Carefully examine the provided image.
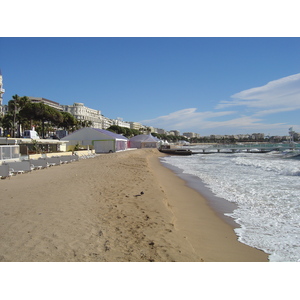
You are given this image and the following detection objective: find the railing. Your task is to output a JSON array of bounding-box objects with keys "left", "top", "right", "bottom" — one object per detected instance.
[{"left": 0, "top": 145, "right": 20, "bottom": 161}]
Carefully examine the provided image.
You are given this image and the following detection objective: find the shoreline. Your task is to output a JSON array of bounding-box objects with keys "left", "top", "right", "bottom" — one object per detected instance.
[
  {"left": 0, "top": 149, "right": 268, "bottom": 262},
  {"left": 148, "top": 150, "right": 268, "bottom": 262},
  {"left": 160, "top": 160, "right": 239, "bottom": 228}
]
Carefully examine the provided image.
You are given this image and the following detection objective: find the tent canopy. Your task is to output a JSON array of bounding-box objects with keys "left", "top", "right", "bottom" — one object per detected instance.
[
  {"left": 129, "top": 134, "right": 159, "bottom": 148},
  {"left": 61, "top": 127, "right": 128, "bottom": 142},
  {"left": 61, "top": 127, "right": 128, "bottom": 153}
]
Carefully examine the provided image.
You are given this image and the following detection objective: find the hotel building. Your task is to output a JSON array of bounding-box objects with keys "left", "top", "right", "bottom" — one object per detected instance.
[
  {"left": 61, "top": 102, "right": 103, "bottom": 129},
  {"left": 28, "top": 97, "right": 63, "bottom": 111}
]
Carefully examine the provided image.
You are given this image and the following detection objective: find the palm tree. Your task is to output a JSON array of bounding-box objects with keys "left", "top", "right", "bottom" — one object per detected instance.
[
  {"left": 8, "top": 94, "right": 20, "bottom": 137},
  {"left": 1, "top": 113, "right": 14, "bottom": 136},
  {"left": 8, "top": 95, "right": 30, "bottom": 137},
  {"left": 76, "top": 120, "right": 93, "bottom": 129},
  {"left": 20, "top": 102, "right": 63, "bottom": 138},
  {"left": 59, "top": 111, "right": 78, "bottom": 132}
]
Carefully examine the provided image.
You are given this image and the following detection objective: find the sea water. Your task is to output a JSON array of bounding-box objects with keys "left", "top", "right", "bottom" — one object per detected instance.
[{"left": 160, "top": 148, "right": 300, "bottom": 262}]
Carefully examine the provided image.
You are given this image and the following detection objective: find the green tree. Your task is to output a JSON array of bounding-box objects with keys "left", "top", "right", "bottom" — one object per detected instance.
[
  {"left": 107, "top": 125, "right": 125, "bottom": 135},
  {"left": 130, "top": 129, "right": 140, "bottom": 136},
  {"left": 123, "top": 127, "right": 133, "bottom": 138},
  {"left": 1, "top": 113, "right": 14, "bottom": 136},
  {"left": 76, "top": 120, "right": 93, "bottom": 129},
  {"left": 0, "top": 115, "right": 2, "bottom": 132},
  {"left": 59, "top": 111, "right": 78, "bottom": 132},
  {"left": 106, "top": 125, "right": 140, "bottom": 138},
  {"left": 8, "top": 94, "right": 30, "bottom": 137},
  {"left": 20, "top": 102, "right": 63, "bottom": 138}
]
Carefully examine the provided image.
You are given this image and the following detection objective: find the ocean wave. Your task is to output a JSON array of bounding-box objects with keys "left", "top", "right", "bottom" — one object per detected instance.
[
  {"left": 161, "top": 153, "right": 300, "bottom": 261},
  {"left": 232, "top": 156, "right": 300, "bottom": 176}
]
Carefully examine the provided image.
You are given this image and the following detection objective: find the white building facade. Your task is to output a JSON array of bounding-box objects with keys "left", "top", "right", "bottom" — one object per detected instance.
[
  {"left": 129, "top": 122, "right": 143, "bottom": 131},
  {"left": 29, "top": 97, "right": 63, "bottom": 111},
  {"left": 155, "top": 128, "right": 167, "bottom": 135},
  {"left": 112, "top": 118, "right": 131, "bottom": 129},
  {"left": 183, "top": 132, "right": 200, "bottom": 138},
  {"left": 169, "top": 130, "right": 180, "bottom": 136},
  {"left": 61, "top": 103, "right": 103, "bottom": 129}
]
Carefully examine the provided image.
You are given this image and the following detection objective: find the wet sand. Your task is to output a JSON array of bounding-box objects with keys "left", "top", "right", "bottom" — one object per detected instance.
[{"left": 0, "top": 149, "right": 268, "bottom": 261}]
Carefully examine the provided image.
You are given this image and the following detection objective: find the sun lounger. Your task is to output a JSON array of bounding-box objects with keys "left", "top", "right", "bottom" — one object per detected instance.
[
  {"left": 45, "top": 155, "right": 79, "bottom": 166},
  {"left": 0, "top": 164, "right": 13, "bottom": 179},
  {"left": 5, "top": 161, "right": 32, "bottom": 174},
  {"left": 31, "top": 158, "right": 48, "bottom": 169},
  {"left": 69, "top": 155, "right": 79, "bottom": 162},
  {"left": 10, "top": 168, "right": 24, "bottom": 175},
  {"left": 60, "top": 156, "right": 72, "bottom": 164},
  {"left": 46, "top": 157, "right": 62, "bottom": 166},
  {"left": 60, "top": 155, "right": 79, "bottom": 163}
]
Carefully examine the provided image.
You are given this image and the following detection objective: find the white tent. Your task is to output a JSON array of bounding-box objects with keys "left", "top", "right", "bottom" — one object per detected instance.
[
  {"left": 129, "top": 134, "right": 160, "bottom": 149},
  {"left": 61, "top": 128, "right": 129, "bottom": 153}
]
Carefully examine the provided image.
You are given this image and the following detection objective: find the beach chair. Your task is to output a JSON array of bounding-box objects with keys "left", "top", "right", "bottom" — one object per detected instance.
[
  {"left": 31, "top": 163, "right": 42, "bottom": 170},
  {"left": 71, "top": 155, "right": 79, "bottom": 162},
  {"left": 9, "top": 167, "right": 24, "bottom": 175},
  {"left": 60, "top": 155, "right": 73, "bottom": 164},
  {"left": 46, "top": 157, "right": 62, "bottom": 166},
  {"left": 31, "top": 159, "right": 47, "bottom": 169},
  {"left": 0, "top": 164, "right": 13, "bottom": 179},
  {"left": 6, "top": 161, "right": 32, "bottom": 174}
]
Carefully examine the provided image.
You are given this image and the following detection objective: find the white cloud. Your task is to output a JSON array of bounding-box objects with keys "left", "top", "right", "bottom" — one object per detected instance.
[
  {"left": 253, "top": 107, "right": 298, "bottom": 117},
  {"left": 140, "top": 108, "right": 236, "bottom": 130},
  {"left": 140, "top": 108, "right": 288, "bottom": 134},
  {"left": 140, "top": 73, "right": 300, "bottom": 135},
  {"left": 216, "top": 73, "right": 300, "bottom": 110},
  {"left": 204, "top": 116, "right": 286, "bottom": 131}
]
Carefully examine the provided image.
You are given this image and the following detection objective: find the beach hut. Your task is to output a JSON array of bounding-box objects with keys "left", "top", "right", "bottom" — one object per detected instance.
[
  {"left": 129, "top": 134, "right": 160, "bottom": 149},
  {"left": 61, "top": 128, "right": 129, "bottom": 153}
]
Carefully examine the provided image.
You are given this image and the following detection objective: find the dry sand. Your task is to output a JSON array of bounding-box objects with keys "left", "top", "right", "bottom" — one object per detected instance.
[{"left": 0, "top": 149, "right": 268, "bottom": 262}]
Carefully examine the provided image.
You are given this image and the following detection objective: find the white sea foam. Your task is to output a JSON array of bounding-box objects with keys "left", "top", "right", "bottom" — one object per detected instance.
[{"left": 161, "top": 150, "right": 300, "bottom": 261}]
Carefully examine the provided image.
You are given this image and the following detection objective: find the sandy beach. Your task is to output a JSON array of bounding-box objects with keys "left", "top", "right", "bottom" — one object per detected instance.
[{"left": 0, "top": 149, "right": 268, "bottom": 262}]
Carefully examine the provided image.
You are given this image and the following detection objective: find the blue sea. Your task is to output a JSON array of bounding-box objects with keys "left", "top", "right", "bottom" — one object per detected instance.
[{"left": 160, "top": 147, "right": 300, "bottom": 262}]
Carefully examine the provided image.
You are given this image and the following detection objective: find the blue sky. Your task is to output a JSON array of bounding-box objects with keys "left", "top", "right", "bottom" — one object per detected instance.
[{"left": 1, "top": 37, "right": 299, "bottom": 136}]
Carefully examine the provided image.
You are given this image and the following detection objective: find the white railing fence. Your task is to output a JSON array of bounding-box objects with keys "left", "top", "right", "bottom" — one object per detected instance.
[{"left": 0, "top": 145, "right": 20, "bottom": 161}]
